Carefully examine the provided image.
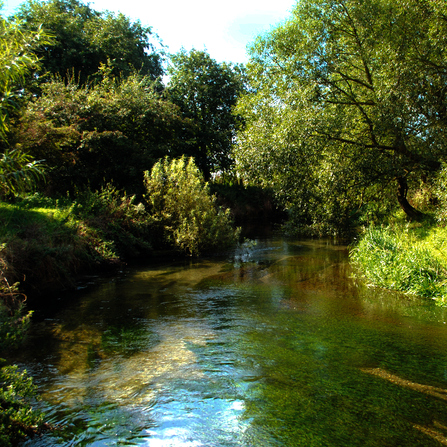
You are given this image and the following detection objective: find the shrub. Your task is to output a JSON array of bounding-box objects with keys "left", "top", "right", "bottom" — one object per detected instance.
[
  {"left": 70, "top": 185, "right": 154, "bottom": 259},
  {"left": 144, "top": 156, "right": 240, "bottom": 255},
  {"left": 350, "top": 226, "right": 447, "bottom": 304},
  {"left": 434, "top": 164, "right": 447, "bottom": 224},
  {"left": 0, "top": 189, "right": 154, "bottom": 293},
  {"left": 0, "top": 363, "right": 44, "bottom": 447},
  {"left": 11, "top": 70, "right": 195, "bottom": 195}
]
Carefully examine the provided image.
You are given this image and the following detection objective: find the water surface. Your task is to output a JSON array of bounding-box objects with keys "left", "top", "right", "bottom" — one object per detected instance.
[{"left": 15, "top": 238, "right": 447, "bottom": 446}]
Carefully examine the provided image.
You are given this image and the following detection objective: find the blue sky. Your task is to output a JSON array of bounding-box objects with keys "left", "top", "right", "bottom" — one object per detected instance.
[{"left": 1, "top": 0, "right": 297, "bottom": 64}]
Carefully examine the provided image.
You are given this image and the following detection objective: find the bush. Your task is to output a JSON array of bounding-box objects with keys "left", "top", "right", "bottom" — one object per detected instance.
[
  {"left": 0, "top": 189, "right": 154, "bottom": 293},
  {"left": 350, "top": 225, "right": 447, "bottom": 304},
  {"left": 0, "top": 363, "right": 44, "bottom": 447},
  {"left": 11, "top": 69, "right": 195, "bottom": 195},
  {"left": 144, "top": 156, "right": 240, "bottom": 255},
  {"left": 434, "top": 164, "right": 447, "bottom": 223},
  {"left": 69, "top": 185, "right": 154, "bottom": 259}
]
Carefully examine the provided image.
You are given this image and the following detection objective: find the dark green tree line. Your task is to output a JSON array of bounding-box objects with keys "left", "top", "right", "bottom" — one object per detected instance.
[
  {"left": 0, "top": 0, "right": 248, "bottom": 204},
  {"left": 10, "top": 68, "right": 195, "bottom": 194}
]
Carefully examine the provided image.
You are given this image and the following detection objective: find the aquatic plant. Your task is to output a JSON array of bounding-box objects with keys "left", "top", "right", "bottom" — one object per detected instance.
[{"left": 0, "top": 268, "right": 44, "bottom": 446}]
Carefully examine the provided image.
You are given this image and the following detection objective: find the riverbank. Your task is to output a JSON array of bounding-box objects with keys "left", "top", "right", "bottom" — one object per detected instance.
[
  {"left": 0, "top": 190, "right": 158, "bottom": 300},
  {"left": 350, "top": 222, "right": 447, "bottom": 305}
]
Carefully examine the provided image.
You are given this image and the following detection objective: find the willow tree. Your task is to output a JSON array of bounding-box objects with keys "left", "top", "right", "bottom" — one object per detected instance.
[
  {"left": 0, "top": 8, "right": 50, "bottom": 138},
  {"left": 236, "top": 0, "right": 447, "bottom": 233}
]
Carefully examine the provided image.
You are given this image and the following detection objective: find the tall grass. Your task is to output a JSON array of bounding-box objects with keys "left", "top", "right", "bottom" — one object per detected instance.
[{"left": 350, "top": 225, "right": 447, "bottom": 305}]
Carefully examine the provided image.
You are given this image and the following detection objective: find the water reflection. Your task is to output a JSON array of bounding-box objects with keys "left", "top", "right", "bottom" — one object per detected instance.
[{"left": 14, "top": 238, "right": 447, "bottom": 446}]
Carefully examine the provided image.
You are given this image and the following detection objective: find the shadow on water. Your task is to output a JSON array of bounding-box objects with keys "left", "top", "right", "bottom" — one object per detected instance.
[{"left": 11, "top": 237, "right": 447, "bottom": 446}]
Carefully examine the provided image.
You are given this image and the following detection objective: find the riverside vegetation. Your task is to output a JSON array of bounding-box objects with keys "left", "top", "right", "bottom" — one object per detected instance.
[
  {"left": 2, "top": 0, "right": 447, "bottom": 444},
  {"left": 0, "top": 0, "right": 258, "bottom": 440}
]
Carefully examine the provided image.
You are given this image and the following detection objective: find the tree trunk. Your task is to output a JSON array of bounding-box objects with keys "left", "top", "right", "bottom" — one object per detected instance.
[{"left": 396, "top": 176, "right": 424, "bottom": 221}]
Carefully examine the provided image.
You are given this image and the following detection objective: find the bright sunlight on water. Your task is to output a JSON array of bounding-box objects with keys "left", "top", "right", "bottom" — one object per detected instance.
[{"left": 12, "top": 237, "right": 447, "bottom": 446}]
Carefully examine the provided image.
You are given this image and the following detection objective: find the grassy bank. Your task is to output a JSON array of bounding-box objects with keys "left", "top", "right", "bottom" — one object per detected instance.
[
  {"left": 0, "top": 159, "right": 243, "bottom": 297},
  {"left": 0, "top": 189, "right": 155, "bottom": 296},
  {"left": 350, "top": 223, "right": 447, "bottom": 305}
]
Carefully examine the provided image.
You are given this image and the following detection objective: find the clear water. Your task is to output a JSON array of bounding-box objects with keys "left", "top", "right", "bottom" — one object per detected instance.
[{"left": 13, "top": 238, "right": 447, "bottom": 446}]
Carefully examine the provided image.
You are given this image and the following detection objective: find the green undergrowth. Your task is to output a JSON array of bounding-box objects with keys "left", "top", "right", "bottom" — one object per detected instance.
[
  {"left": 0, "top": 189, "right": 155, "bottom": 293},
  {"left": 350, "top": 223, "right": 447, "bottom": 305},
  {"left": 0, "top": 273, "right": 46, "bottom": 446}
]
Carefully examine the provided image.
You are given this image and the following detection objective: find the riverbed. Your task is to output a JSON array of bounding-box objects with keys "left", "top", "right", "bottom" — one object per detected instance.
[{"left": 15, "top": 237, "right": 447, "bottom": 446}]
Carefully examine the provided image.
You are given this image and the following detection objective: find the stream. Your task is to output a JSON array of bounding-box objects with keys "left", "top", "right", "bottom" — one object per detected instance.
[{"left": 13, "top": 237, "right": 447, "bottom": 446}]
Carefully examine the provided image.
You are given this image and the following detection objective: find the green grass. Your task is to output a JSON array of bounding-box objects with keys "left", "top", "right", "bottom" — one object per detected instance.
[{"left": 350, "top": 224, "right": 447, "bottom": 305}]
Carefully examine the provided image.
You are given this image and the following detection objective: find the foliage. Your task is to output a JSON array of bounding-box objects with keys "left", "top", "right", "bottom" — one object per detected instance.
[
  {"left": 69, "top": 185, "right": 154, "bottom": 259},
  {"left": 0, "top": 149, "right": 45, "bottom": 198},
  {"left": 235, "top": 0, "right": 447, "bottom": 234},
  {"left": 10, "top": 68, "right": 194, "bottom": 194},
  {"left": 433, "top": 164, "right": 447, "bottom": 224},
  {"left": 0, "top": 189, "right": 154, "bottom": 298},
  {"left": 167, "top": 50, "right": 246, "bottom": 178},
  {"left": 0, "top": 253, "right": 43, "bottom": 446},
  {"left": 350, "top": 225, "right": 447, "bottom": 304},
  {"left": 210, "top": 180, "right": 280, "bottom": 222},
  {"left": 14, "top": 0, "right": 163, "bottom": 84},
  {"left": 0, "top": 363, "right": 44, "bottom": 446},
  {"left": 0, "top": 8, "right": 52, "bottom": 139},
  {"left": 0, "top": 276, "right": 32, "bottom": 352},
  {"left": 144, "top": 156, "right": 240, "bottom": 255}
]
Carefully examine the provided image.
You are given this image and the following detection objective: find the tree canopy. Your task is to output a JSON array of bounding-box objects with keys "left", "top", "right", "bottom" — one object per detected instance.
[
  {"left": 0, "top": 5, "right": 49, "bottom": 195},
  {"left": 11, "top": 67, "right": 194, "bottom": 194},
  {"left": 15, "top": 0, "right": 163, "bottom": 84},
  {"left": 167, "top": 49, "right": 246, "bottom": 178},
  {"left": 235, "top": 0, "right": 447, "bottom": 233}
]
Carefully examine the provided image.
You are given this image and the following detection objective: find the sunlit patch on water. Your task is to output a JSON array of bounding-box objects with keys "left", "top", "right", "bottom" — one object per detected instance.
[{"left": 142, "top": 399, "right": 248, "bottom": 446}]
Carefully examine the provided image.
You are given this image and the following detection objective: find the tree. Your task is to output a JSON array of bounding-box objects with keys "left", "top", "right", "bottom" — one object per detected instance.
[
  {"left": 167, "top": 50, "right": 246, "bottom": 179},
  {"left": 15, "top": 0, "right": 163, "bottom": 84},
  {"left": 0, "top": 149, "right": 45, "bottom": 197},
  {"left": 11, "top": 67, "right": 195, "bottom": 194},
  {"left": 0, "top": 6, "right": 48, "bottom": 197},
  {"left": 235, "top": 0, "right": 447, "bottom": 233}
]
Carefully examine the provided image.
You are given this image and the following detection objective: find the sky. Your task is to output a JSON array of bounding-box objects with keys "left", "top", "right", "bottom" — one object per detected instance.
[{"left": 1, "top": 0, "right": 297, "bottom": 64}]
